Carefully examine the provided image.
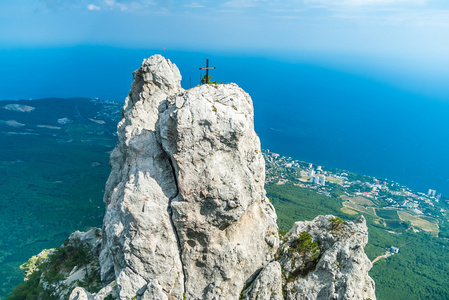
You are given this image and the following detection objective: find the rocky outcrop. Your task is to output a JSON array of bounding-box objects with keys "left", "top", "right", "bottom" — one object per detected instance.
[
  {"left": 21, "top": 55, "right": 374, "bottom": 300},
  {"left": 99, "top": 55, "right": 279, "bottom": 299},
  {"left": 240, "top": 261, "right": 284, "bottom": 300},
  {"left": 158, "top": 81, "right": 279, "bottom": 300},
  {"left": 240, "top": 215, "right": 376, "bottom": 300},
  {"left": 11, "top": 228, "right": 108, "bottom": 300},
  {"left": 279, "top": 215, "right": 375, "bottom": 300},
  {"left": 100, "top": 55, "right": 185, "bottom": 300}
]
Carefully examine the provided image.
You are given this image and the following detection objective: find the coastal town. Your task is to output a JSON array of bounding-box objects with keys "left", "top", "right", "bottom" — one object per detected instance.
[{"left": 263, "top": 149, "right": 448, "bottom": 237}]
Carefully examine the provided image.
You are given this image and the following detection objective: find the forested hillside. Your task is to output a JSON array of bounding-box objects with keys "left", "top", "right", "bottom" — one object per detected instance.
[{"left": 267, "top": 183, "right": 449, "bottom": 299}]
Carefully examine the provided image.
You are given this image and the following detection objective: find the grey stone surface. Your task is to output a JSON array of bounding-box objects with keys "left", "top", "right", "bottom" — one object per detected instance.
[
  {"left": 240, "top": 261, "right": 283, "bottom": 300},
  {"left": 99, "top": 55, "right": 278, "bottom": 299},
  {"left": 100, "top": 55, "right": 184, "bottom": 299},
  {"left": 69, "top": 228, "right": 102, "bottom": 250},
  {"left": 158, "top": 83, "right": 279, "bottom": 300},
  {"left": 279, "top": 215, "right": 376, "bottom": 300},
  {"left": 69, "top": 287, "right": 94, "bottom": 300}
]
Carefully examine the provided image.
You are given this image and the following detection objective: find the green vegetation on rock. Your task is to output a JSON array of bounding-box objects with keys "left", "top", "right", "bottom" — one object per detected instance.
[
  {"left": 19, "top": 249, "right": 53, "bottom": 281},
  {"left": 8, "top": 237, "right": 101, "bottom": 300},
  {"left": 295, "top": 232, "right": 319, "bottom": 259}
]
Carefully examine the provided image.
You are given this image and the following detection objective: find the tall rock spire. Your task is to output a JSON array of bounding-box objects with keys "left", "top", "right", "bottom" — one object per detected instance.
[
  {"left": 100, "top": 55, "right": 185, "bottom": 299},
  {"left": 63, "top": 55, "right": 375, "bottom": 300},
  {"left": 100, "top": 55, "right": 279, "bottom": 299}
]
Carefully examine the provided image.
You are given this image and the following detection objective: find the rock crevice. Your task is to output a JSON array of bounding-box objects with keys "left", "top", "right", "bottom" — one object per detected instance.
[{"left": 166, "top": 155, "right": 187, "bottom": 296}]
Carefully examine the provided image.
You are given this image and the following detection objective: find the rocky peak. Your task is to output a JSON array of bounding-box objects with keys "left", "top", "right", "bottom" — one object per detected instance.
[
  {"left": 62, "top": 55, "right": 375, "bottom": 300},
  {"left": 100, "top": 55, "right": 279, "bottom": 299}
]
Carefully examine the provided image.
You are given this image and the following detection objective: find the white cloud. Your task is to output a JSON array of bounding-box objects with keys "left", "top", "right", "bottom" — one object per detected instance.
[
  {"left": 103, "top": 0, "right": 129, "bottom": 11},
  {"left": 304, "top": 0, "right": 427, "bottom": 7},
  {"left": 184, "top": 2, "right": 205, "bottom": 8},
  {"left": 222, "top": 0, "right": 267, "bottom": 8},
  {"left": 88, "top": 4, "right": 101, "bottom": 10}
]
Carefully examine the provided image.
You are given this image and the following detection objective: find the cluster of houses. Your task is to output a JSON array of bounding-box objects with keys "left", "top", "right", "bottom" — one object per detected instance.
[
  {"left": 307, "top": 164, "right": 326, "bottom": 186},
  {"left": 263, "top": 150, "right": 445, "bottom": 217}
]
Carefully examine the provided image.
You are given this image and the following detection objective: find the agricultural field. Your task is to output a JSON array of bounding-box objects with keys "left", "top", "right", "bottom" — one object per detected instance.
[
  {"left": 340, "top": 195, "right": 375, "bottom": 206},
  {"left": 420, "top": 215, "right": 439, "bottom": 224},
  {"left": 342, "top": 201, "right": 377, "bottom": 217},
  {"left": 326, "top": 176, "right": 342, "bottom": 184},
  {"left": 384, "top": 220, "right": 405, "bottom": 230},
  {"left": 341, "top": 207, "right": 358, "bottom": 215},
  {"left": 398, "top": 211, "right": 439, "bottom": 236},
  {"left": 376, "top": 209, "right": 399, "bottom": 220}
]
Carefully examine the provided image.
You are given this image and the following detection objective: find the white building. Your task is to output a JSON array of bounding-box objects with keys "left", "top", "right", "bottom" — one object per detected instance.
[
  {"left": 389, "top": 246, "right": 399, "bottom": 254},
  {"left": 319, "top": 175, "right": 326, "bottom": 186},
  {"left": 310, "top": 175, "right": 326, "bottom": 186}
]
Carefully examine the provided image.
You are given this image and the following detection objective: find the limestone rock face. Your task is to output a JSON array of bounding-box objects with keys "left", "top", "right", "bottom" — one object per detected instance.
[
  {"left": 278, "top": 215, "right": 376, "bottom": 300},
  {"left": 100, "top": 55, "right": 184, "bottom": 299},
  {"left": 63, "top": 55, "right": 376, "bottom": 300},
  {"left": 100, "top": 55, "right": 279, "bottom": 299},
  {"left": 159, "top": 83, "right": 279, "bottom": 299},
  {"left": 69, "top": 287, "right": 94, "bottom": 300},
  {"left": 240, "top": 261, "right": 283, "bottom": 300}
]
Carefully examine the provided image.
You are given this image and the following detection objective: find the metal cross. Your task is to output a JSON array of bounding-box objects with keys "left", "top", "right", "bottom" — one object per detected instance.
[{"left": 199, "top": 58, "right": 216, "bottom": 84}]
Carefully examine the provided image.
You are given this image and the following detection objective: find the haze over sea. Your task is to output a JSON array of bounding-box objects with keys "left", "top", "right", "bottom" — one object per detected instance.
[{"left": 1, "top": 46, "right": 448, "bottom": 196}]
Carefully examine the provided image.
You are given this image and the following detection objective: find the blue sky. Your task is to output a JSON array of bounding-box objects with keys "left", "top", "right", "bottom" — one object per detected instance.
[
  {"left": 1, "top": 0, "right": 449, "bottom": 99},
  {"left": 2, "top": 0, "right": 449, "bottom": 57}
]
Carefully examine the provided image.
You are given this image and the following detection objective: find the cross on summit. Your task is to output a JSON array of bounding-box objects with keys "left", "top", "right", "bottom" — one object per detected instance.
[{"left": 199, "top": 58, "right": 215, "bottom": 84}]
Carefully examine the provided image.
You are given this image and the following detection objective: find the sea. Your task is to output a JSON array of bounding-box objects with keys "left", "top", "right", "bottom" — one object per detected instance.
[{"left": 1, "top": 46, "right": 448, "bottom": 196}]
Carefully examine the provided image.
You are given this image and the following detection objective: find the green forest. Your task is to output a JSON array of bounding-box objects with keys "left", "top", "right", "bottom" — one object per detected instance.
[{"left": 0, "top": 98, "right": 120, "bottom": 298}]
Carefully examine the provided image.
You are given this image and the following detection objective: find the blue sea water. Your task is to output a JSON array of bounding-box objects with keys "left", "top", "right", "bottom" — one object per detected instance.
[{"left": 1, "top": 46, "right": 448, "bottom": 196}]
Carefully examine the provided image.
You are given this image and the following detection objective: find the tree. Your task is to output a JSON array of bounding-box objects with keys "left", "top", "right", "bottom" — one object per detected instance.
[{"left": 201, "top": 75, "right": 222, "bottom": 85}]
